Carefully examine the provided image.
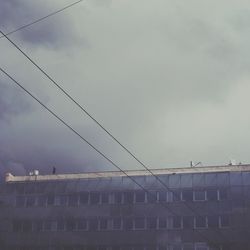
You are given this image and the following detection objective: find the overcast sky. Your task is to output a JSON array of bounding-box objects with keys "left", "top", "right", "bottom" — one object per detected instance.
[{"left": 1, "top": 0, "right": 250, "bottom": 176}]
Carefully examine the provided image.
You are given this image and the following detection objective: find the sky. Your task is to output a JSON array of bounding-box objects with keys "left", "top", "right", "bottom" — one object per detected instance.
[{"left": 1, "top": 0, "right": 250, "bottom": 176}]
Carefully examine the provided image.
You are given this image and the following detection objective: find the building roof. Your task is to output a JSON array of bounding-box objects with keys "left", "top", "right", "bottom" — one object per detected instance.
[{"left": 5, "top": 164, "right": 250, "bottom": 183}]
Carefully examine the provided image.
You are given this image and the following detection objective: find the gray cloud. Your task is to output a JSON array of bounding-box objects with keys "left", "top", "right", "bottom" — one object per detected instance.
[
  {"left": 0, "top": 0, "right": 82, "bottom": 48},
  {"left": 1, "top": 0, "right": 250, "bottom": 178}
]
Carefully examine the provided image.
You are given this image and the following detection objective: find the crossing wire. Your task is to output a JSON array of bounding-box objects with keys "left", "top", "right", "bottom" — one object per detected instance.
[{"left": 0, "top": 67, "right": 221, "bottom": 250}]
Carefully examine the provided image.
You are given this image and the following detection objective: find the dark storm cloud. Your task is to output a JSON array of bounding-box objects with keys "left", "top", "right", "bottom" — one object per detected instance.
[
  {"left": 0, "top": 0, "right": 81, "bottom": 48},
  {"left": 0, "top": 79, "right": 31, "bottom": 121}
]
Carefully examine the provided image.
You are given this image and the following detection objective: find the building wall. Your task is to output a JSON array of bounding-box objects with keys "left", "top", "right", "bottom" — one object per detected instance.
[{"left": 0, "top": 169, "right": 250, "bottom": 250}]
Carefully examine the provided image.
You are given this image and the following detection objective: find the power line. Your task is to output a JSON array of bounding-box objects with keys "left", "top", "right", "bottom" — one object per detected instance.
[
  {"left": 0, "top": 29, "right": 228, "bottom": 244},
  {"left": 0, "top": 0, "right": 84, "bottom": 39},
  {"left": 0, "top": 67, "right": 221, "bottom": 249}
]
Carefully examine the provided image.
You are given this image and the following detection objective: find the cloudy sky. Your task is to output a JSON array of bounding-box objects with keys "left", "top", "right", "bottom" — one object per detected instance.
[{"left": 1, "top": 0, "right": 250, "bottom": 176}]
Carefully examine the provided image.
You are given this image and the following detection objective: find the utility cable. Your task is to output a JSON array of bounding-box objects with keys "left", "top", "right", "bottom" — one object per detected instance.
[
  {"left": 0, "top": 29, "right": 228, "bottom": 245},
  {"left": 0, "top": 0, "right": 84, "bottom": 39},
  {"left": 0, "top": 67, "right": 221, "bottom": 250}
]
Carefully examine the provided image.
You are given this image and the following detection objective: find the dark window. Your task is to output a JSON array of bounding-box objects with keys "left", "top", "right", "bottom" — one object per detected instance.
[
  {"left": 195, "top": 216, "right": 207, "bottom": 228},
  {"left": 80, "top": 192, "right": 89, "bottom": 205},
  {"left": 147, "top": 218, "right": 157, "bottom": 229},
  {"left": 182, "top": 190, "right": 193, "bottom": 201},
  {"left": 114, "top": 193, "right": 123, "bottom": 204},
  {"left": 22, "top": 221, "right": 32, "bottom": 232},
  {"left": 183, "top": 216, "right": 193, "bottom": 229},
  {"left": 89, "top": 218, "right": 99, "bottom": 231},
  {"left": 207, "top": 189, "right": 218, "bottom": 201},
  {"left": 124, "top": 192, "right": 134, "bottom": 204},
  {"left": 47, "top": 194, "right": 55, "bottom": 206},
  {"left": 100, "top": 218, "right": 108, "bottom": 230},
  {"left": 220, "top": 215, "right": 229, "bottom": 227},
  {"left": 172, "top": 190, "right": 181, "bottom": 202},
  {"left": 124, "top": 218, "right": 133, "bottom": 230},
  {"left": 13, "top": 221, "right": 22, "bottom": 232},
  {"left": 194, "top": 190, "right": 206, "bottom": 201},
  {"left": 158, "top": 191, "right": 167, "bottom": 202},
  {"left": 173, "top": 216, "right": 182, "bottom": 229},
  {"left": 90, "top": 193, "right": 100, "bottom": 204},
  {"left": 57, "top": 220, "right": 65, "bottom": 231},
  {"left": 101, "top": 193, "right": 109, "bottom": 204},
  {"left": 207, "top": 216, "right": 219, "bottom": 228},
  {"left": 16, "top": 196, "right": 25, "bottom": 207},
  {"left": 68, "top": 194, "right": 78, "bottom": 206},
  {"left": 135, "top": 191, "right": 145, "bottom": 203},
  {"left": 37, "top": 195, "right": 46, "bottom": 206},
  {"left": 66, "top": 219, "right": 75, "bottom": 231},
  {"left": 219, "top": 189, "right": 228, "bottom": 200},
  {"left": 33, "top": 221, "right": 43, "bottom": 232},
  {"left": 26, "top": 196, "right": 36, "bottom": 207},
  {"left": 159, "top": 218, "right": 167, "bottom": 229},
  {"left": 134, "top": 218, "right": 145, "bottom": 229},
  {"left": 113, "top": 218, "right": 122, "bottom": 230},
  {"left": 58, "top": 195, "right": 67, "bottom": 206},
  {"left": 44, "top": 221, "right": 52, "bottom": 231},
  {"left": 147, "top": 191, "right": 157, "bottom": 203},
  {"left": 77, "top": 219, "right": 87, "bottom": 230}
]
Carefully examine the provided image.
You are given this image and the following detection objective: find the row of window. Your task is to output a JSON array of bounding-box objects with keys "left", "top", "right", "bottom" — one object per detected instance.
[
  {"left": 16, "top": 189, "right": 228, "bottom": 207},
  {"left": 4, "top": 243, "right": 215, "bottom": 250},
  {"left": 12, "top": 215, "right": 229, "bottom": 232}
]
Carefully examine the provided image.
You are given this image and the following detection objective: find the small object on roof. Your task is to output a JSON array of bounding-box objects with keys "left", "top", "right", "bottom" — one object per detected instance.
[{"left": 52, "top": 167, "right": 56, "bottom": 175}]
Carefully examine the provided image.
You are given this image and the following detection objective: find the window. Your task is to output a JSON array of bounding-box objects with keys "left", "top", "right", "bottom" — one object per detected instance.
[
  {"left": 114, "top": 193, "right": 123, "bottom": 204},
  {"left": 158, "top": 191, "right": 167, "bottom": 202},
  {"left": 207, "top": 216, "right": 219, "bottom": 228},
  {"left": 77, "top": 219, "right": 87, "bottom": 230},
  {"left": 194, "top": 191, "right": 206, "bottom": 201},
  {"left": 220, "top": 215, "right": 229, "bottom": 228},
  {"left": 57, "top": 220, "right": 65, "bottom": 231},
  {"left": 113, "top": 218, "right": 122, "bottom": 230},
  {"left": 33, "top": 221, "right": 43, "bottom": 232},
  {"left": 89, "top": 218, "right": 99, "bottom": 231},
  {"left": 147, "top": 191, "right": 157, "bottom": 203},
  {"left": 124, "top": 192, "right": 134, "bottom": 204},
  {"left": 135, "top": 191, "right": 145, "bottom": 203},
  {"left": 80, "top": 192, "right": 89, "bottom": 205},
  {"left": 66, "top": 219, "right": 76, "bottom": 231},
  {"left": 101, "top": 193, "right": 109, "bottom": 204},
  {"left": 68, "top": 194, "right": 78, "bottom": 206},
  {"left": 207, "top": 189, "right": 218, "bottom": 201},
  {"left": 182, "top": 190, "right": 193, "bottom": 201},
  {"left": 172, "top": 216, "right": 182, "bottom": 229},
  {"left": 195, "top": 243, "right": 208, "bottom": 250},
  {"left": 22, "top": 221, "right": 32, "bottom": 232},
  {"left": 16, "top": 196, "right": 25, "bottom": 207},
  {"left": 134, "top": 218, "right": 145, "bottom": 229},
  {"left": 13, "top": 220, "right": 22, "bottom": 232},
  {"left": 158, "top": 218, "right": 167, "bottom": 229},
  {"left": 219, "top": 189, "right": 228, "bottom": 200},
  {"left": 123, "top": 218, "right": 133, "bottom": 230},
  {"left": 47, "top": 194, "right": 55, "bottom": 206},
  {"left": 100, "top": 218, "right": 108, "bottom": 230},
  {"left": 90, "top": 193, "right": 100, "bottom": 204},
  {"left": 37, "top": 195, "right": 47, "bottom": 207},
  {"left": 26, "top": 196, "right": 36, "bottom": 207},
  {"left": 147, "top": 218, "right": 157, "bottom": 229},
  {"left": 172, "top": 190, "right": 182, "bottom": 202},
  {"left": 183, "top": 216, "right": 193, "bottom": 229},
  {"left": 195, "top": 217, "right": 207, "bottom": 229}
]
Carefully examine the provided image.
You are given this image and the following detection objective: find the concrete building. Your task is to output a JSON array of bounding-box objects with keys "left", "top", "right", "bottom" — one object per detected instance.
[{"left": 0, "top": 164, "right": 250, "bottom": 250}]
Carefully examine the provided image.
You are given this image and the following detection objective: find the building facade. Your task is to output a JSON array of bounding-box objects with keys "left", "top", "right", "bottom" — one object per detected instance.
[{"left": 0, "top": 164, "right": 250, "bottom": 250}]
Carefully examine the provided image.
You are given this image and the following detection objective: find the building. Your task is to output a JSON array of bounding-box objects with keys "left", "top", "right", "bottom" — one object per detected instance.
[{"left": 0, "top": 164, "right": 250, "bottom": 250}]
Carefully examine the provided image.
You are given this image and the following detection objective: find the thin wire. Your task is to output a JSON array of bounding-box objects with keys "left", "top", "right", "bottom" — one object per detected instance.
[
  {"left": 0, "top": 0, "right": 84, "bottom": 39},
  {"left": 0, "top": 29, "right": 227, "bottom": 244},
  {"left": 0, "top": 67, "right": 220, "bottom": 249}
]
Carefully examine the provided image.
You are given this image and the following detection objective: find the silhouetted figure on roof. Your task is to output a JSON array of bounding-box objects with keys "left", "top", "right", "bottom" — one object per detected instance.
[{"left": 52, "top": 167, "right": 56, "bottom": 175}]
